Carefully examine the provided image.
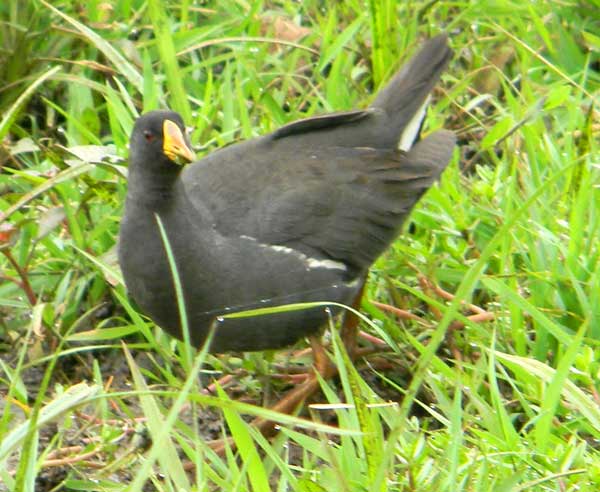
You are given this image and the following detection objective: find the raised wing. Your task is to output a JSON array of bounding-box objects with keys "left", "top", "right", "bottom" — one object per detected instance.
[{"left": 182, "top": 111, "right": 454, "bottom": 272}]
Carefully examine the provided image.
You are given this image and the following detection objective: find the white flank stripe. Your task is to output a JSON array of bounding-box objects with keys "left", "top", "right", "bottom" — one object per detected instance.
[
  {"left": 242, "top": 236, "right": 348, "bottom": 272},
  {"left": 268, "top": 244, "right": 297, "bottom": 255},
  {"left": 306, "top": 258, "right": 347, "bottom": 271}
]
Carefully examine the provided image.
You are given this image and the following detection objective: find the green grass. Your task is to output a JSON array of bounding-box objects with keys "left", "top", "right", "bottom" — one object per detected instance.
[{"left": 1, "top": 0, "right": 599, "bottom": 491}]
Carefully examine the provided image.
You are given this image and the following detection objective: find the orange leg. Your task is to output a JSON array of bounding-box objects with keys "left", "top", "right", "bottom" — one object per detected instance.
[{"left": 208, "top": 282, "right": 367, "bottom": 455}]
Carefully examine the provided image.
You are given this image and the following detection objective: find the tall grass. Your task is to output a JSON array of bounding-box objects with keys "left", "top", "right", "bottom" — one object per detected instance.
[{"left": 0, "top": 0, "right": 599, "bottom": 491}]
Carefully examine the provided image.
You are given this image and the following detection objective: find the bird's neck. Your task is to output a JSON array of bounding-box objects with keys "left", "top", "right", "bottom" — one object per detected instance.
[{"left": 125, "top": 164, "right": 181, "bottom": 211}]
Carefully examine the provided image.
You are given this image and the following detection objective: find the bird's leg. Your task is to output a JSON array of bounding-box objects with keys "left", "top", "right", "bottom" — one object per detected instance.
[
  {"left": 205, "top": 346, "right": 329, "bottom": 457},
  {"left": 340, "top": 280, "right": 366, "bottom": 359},
  {"left": 253, "top": 283, "right": 367, "bottom": 436},
  {"left": 252, "top": 336, "right": 335, "bottom": 437},
  {"left": 208, "top": 286, "right": 368, "bottom": 454}
]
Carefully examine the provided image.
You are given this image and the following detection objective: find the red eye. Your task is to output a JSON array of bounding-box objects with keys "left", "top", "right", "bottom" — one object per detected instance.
[{"left": 144, "top": 130, "right": 155, "bottom": 142}]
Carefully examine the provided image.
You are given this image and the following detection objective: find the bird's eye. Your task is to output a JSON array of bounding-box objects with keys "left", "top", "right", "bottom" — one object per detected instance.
[{"left": 143, "top": 130, "right": 155, "bottom": 142}]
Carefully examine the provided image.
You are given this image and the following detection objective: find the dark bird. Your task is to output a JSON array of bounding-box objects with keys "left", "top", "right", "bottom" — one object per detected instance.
[{"left": 119, "top": 34, "right": 455, "bottom": 353}]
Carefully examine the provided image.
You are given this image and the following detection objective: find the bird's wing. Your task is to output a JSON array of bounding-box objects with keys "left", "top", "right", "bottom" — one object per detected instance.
[{"left": 182, "top": 111, "right": 455, "bottom": 271}]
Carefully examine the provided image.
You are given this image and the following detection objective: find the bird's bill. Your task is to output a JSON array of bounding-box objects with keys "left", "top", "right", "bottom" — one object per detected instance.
[{"left": 163, "top": 120, "right": 195, "bottom": 164}]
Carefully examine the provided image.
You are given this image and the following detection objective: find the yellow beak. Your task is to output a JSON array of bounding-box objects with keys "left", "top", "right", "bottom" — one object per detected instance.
[{"left": 162, "top": 119, "right": 195, "bottom": 164}]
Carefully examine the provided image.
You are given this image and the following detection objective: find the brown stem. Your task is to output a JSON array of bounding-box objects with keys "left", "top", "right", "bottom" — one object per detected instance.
[
  {"left": 43, "top": 448, "right": 103, "bottom": 468},
  {"left": 1, "top": 250, "right": 37, "bottom": 305},
  {"left": 370, "top": 300, "right": 427, "bottom": 323}
]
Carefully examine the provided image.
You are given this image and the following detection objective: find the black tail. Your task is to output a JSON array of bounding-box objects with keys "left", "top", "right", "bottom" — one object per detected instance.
[{"left": 370, "top": 34, "right": 453, "bottom": 147}]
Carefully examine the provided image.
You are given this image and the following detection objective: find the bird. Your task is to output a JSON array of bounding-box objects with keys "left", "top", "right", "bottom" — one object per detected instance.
[{"left": 118, "top": 33, "right": 455, "bottom": 356}]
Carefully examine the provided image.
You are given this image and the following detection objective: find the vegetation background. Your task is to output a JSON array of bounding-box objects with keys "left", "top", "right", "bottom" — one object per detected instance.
[{"left": 0, "top": 0, "right": 599, "bottom": 490}]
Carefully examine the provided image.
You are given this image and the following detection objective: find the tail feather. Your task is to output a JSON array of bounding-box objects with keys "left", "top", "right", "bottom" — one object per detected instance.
[
  {"left": 370, "top": 34, "right": 453, "bottom": 147},
  {"left": 403, "top": 129, "right": 456, "bottom": 179}
]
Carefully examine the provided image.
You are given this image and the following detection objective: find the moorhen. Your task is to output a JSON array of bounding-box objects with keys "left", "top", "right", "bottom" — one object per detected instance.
[{"left": 119, "top": 34, "right": 455, "bottom": 355}]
